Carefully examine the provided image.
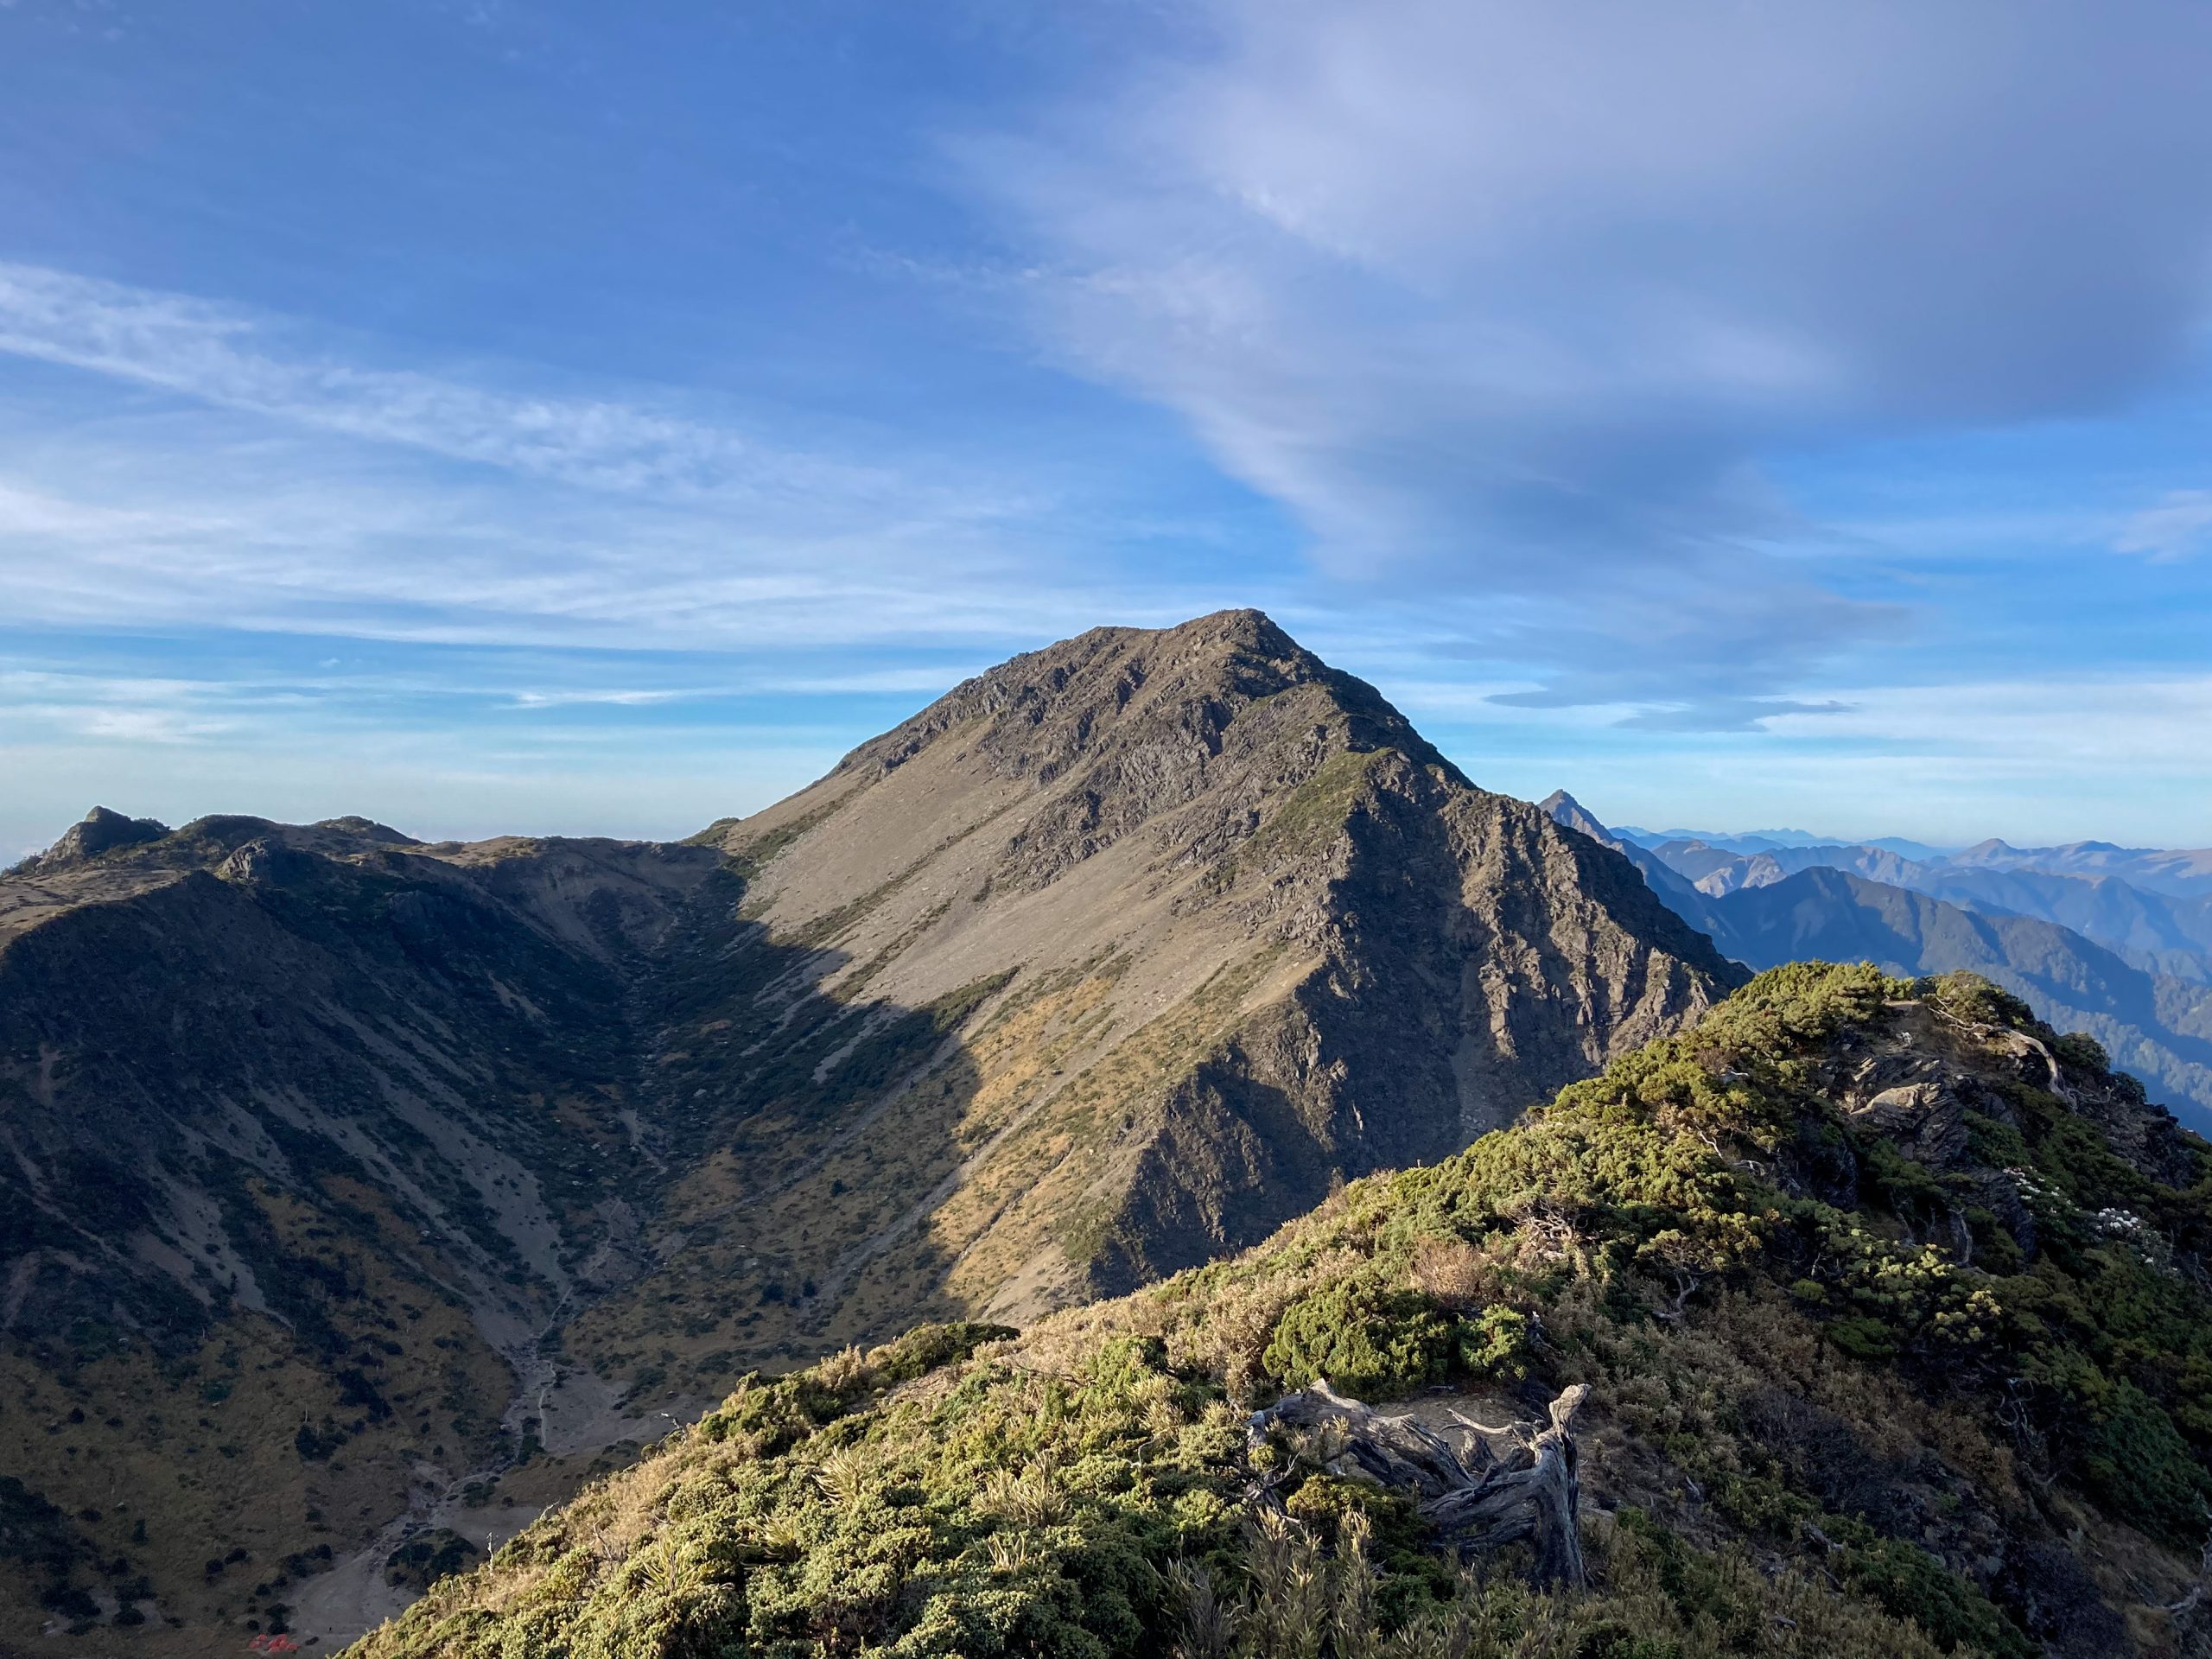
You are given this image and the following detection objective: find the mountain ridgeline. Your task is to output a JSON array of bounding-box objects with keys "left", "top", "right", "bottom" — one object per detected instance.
[{"left": 0, "top": 611, "right": 1739, "bottom": 1650}]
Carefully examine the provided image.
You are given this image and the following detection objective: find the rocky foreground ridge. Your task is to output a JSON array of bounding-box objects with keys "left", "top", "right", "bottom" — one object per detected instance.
[
  {"left": 0, "top": 611, "right": 1736, "bottom": 1650},
  {"left": 353, "top": 963, "right": 2212, "bottom": 1659}
]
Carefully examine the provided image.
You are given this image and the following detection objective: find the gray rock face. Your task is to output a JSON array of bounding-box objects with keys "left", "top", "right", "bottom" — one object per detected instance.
[{"left": 1850, "top": 1080, "right": 1969, "bottom": 1166}]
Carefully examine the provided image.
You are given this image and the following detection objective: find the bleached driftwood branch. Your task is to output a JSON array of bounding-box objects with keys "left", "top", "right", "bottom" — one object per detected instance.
[{"left": 1248, "top": 1379, "right": 1590, "bottom": 1586}]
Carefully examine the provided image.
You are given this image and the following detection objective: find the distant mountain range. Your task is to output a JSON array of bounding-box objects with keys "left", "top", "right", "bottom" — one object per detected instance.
[
  {"left": 1609, "top": 823, "right": 1957, "bottom": 861},
  {"left": 1610, "top": 823, "right": 2212, "bottom": 981},
  {"left": 1544, "top": 791, "right": 2212, "bottom": 1131}
]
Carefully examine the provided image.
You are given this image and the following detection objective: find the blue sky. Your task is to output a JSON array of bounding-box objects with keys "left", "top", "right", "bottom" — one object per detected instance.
[{"left": 3, "top": 0, "right": 2210, "bottom": 859}]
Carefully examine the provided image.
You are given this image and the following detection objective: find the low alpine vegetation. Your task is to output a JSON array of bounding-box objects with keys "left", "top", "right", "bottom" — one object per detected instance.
[{"left": 354, "top": 964, "right": 2212, "bottom": 1658}]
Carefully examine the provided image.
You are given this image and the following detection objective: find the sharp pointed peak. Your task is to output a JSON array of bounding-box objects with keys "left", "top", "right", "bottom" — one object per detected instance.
[{"left": 1540, "top": 790, "right": 1613, "bottom": 841}]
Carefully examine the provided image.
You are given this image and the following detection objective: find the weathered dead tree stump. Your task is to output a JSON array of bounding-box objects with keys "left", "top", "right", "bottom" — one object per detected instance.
[{"left": 1248, "top": 1379, "right": 1591, "bottom": 1587}]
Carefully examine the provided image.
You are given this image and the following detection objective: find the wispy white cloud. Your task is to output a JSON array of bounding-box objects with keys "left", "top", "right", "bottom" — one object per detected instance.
[
  {"left": 1763, "top": 673, "right": 2212, "bottom": 772},
  {"left": 958, "top": 0, "right": 2212, "bottom": 714},
  {"left": 0, "top": 460, "right": 1229, "bottom": 649},
  {"left": 72, "top": 706, "right": 236, "bottom": 743},
  {"left": 0, "top": 262, "right": 903, "bottom": 505},
  {"left": 2116, "top": 491, "right": 2212, "bottom": 561},
  {"left": 0, "top": 350, "right": 1239, "bottom": 657},
  {"left": 0, "top": 263, "right": 1255, "bottom": 657},
  {"left": 1413, "top": 666, "right": 2212, "bottom": 848},
  {"left": 507, "top": 689, "right": 690, "bottom": 709}
]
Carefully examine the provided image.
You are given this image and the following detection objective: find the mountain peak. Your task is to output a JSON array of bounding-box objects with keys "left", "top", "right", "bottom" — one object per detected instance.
[
  {"left": 1539, "top": 789, "right": 1614, "bottom": 842},
  {"left": 1168, "top": 603, "right": 1287, "bottom": 647},
  {"left": 314, "top": 814, "right": 420, "bottom": 845},
  {"left": 709, "top": 609, "right": 1738, "bottom": 1305},
  {"left": 836, "top": 608, "right": 1462, "bottom": 791},
  {"left": 0, "top": 614, "right": 1745, "bottom": 1649}
]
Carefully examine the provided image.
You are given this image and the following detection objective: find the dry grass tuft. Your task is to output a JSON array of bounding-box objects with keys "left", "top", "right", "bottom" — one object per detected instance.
[{"left": 1407, "top": 1235, "right": 1494, "bottom": 1310}]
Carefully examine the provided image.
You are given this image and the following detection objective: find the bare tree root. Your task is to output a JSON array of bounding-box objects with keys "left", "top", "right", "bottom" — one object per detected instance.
[{"left": 1247, "top": 1380, "right": 1591, "bottom": 1587}]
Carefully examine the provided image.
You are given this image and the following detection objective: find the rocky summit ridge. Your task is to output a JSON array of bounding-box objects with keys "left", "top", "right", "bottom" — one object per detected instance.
[{"left": 1, "top": 611, "right": 1737, "bottom": 1651}]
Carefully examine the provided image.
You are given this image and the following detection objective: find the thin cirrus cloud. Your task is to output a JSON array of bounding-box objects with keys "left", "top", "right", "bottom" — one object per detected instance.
[
  {"left": 957, "top": 0, "right": 2212, "bottom": 722},
  {"left": 0, "top": 261, "right": 899, "bottom": 506},
  {"left": 2116, "top": 492, "right": 2212, "bottom": 562},
  {"left": 0, "top": 264, "right": 1234, "bottom": 654}
]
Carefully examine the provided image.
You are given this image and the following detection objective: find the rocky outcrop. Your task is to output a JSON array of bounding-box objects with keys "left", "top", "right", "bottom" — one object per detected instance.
[
  {"left": 35, "top": 804, "right": 168, "bottom": 863},
  {"left": 1249, "top": 1380, "right": 1593, "bottom": 1586}
]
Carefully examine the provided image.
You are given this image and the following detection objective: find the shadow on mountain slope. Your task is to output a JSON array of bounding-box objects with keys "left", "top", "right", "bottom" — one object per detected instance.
[{"left": 0, "top": 821, "right": 993, "bottom": 1650}]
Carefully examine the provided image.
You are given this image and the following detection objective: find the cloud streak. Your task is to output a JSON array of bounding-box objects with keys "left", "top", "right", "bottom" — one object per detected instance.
[
  {"left": 960, "top": 0, "right": 2212, "bottom": 714},
  {"left": 0, "top": 458, "right": 1229, "bottom": 651},
  {"left": 0, "top": 263, "right": 906, "bottom": 505},
  {"left": 2118, "top": 491, "right": 2212, "bottom": 561},
  {"left": 0, "top": 271, "right": 1243, "bottom": 654}
]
